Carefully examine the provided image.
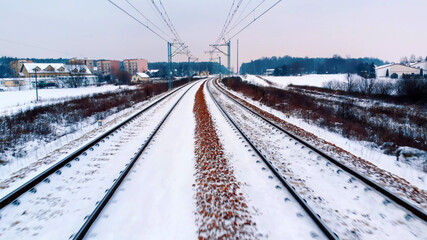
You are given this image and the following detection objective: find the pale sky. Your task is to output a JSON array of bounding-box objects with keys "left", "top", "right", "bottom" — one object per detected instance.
[{"left": 1, "top": 0, "right": 426, "bottom": 71}]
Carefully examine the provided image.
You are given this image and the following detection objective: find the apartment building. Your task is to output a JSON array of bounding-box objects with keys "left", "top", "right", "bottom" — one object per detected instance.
[
  {"left": 69, "top": 58, "right": 95, "bottom": 72},
  {"left": 123, "top": 59, "right": 148, "bottom": 76},
  {"left": 97, "top": 60, "right": 121, "bottom": 77}
]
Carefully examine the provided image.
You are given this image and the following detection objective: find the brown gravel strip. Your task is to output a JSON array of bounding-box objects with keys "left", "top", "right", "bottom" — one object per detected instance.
[
  {"left": 193, "top": 82, "right": 258, "bottom": 239},
  {"left": 215, "top": 79, "right": 427, "bottom": 210}
]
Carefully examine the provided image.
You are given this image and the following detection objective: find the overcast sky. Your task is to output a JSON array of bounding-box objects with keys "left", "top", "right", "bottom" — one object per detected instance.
[{"left": 1, "top": 0, "right": 426, "bottom": 70}]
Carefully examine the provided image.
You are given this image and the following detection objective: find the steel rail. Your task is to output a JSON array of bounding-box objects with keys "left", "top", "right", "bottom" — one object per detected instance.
[
  {"left": 206, "top": 80, "right": 339, "bottom": 240},
  {"left": 72, "top": 81, "right": 198, "bottom": 240},
  {"left": 0, "top": 83, "right": 189, "bottom": 210},
  {"left": 213, "top": 78, "right": 427, "bottom": 222}
]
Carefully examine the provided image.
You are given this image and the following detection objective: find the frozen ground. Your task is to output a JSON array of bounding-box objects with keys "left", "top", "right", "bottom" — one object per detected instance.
[
  {"left": 0, "top": 87, "right": 170, "bottom": 197},
  {"left": 210, "top": 81, "right": 426, "bottom": 239},
  {"left": 0, "top": 78, "right": 425, "bottom": 239},
  {"left": 87, "top": 82, "right": 201, "bottom": 240},
  {"left": 0, "top": 85, "right": 136, "bottom": 116},
  {"left": 243, "top": 74, "right": 351, "bottom": 88},
  {"left": 0, "top": 84, "right": 192, "bottom": 239},
  {"left": 221, "top": 81, "right": 426, "bottom": 191}
]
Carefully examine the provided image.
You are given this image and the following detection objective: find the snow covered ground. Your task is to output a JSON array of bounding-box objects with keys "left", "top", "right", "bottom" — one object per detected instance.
[
  {"left": 86, "top": 82, "right": 201, "bottom": 240},
  {"left": 220, "top": 82, "right": 426, "bottom": 191},
  {"left": 0, "top": 84, "right": 194, "bottom": 239},
  {"left": 0, "top": 85, "right": 135, "bottom": 116},
  {"left": 0, "top": 87, "right": 170, "bottom": 197},
  {"left": 210, "top": 81, "right": 426, "bottom": 239},
  {"left": 243, "top": 74, "right": 350, "bottom": 88},
  {"left": 205, "top": 83, "right": 327, "bottom": 239},
  {"left": 0, "top": 78, "right": 425, "bottom": 239}
]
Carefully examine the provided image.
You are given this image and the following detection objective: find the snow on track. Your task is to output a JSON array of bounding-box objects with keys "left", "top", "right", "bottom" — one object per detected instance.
[
  {"left": 209, "top": 81, "right": 427, "bottom": 239},
  {"left": 84, "top": 81, "right": 203, "bottom": 240},
  {"left": 205, "top": 82, "right": 327, "bottom": 239},
  {"left": 0, "top": 84, "right": 193, "bottom": 239}
]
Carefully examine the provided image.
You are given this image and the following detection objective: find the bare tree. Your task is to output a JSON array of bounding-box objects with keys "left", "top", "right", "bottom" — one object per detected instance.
[
  {"left": 358, "top": 77, "right": 376, "bottom": 95},
  {"left": 374, "top": 80, "right": 394, "bottom": 95},
  {"left": 400, "top": 56, "right": 409, "bottom": 65},
  {"left": 409, "top": 54, "right": 416, "bottom": 63},
  {"left": 346, "top": 73, "right": 356, "bottom": 92},
  {"left": 66, "top": 65, "right": 86, "bottom": 88}
]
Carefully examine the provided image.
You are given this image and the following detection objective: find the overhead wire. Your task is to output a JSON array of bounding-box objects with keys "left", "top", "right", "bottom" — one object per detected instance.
[
  {"left": 227, "top": 0, "right": 282, "bottom": 40},
  {"left": 106, "top": 0, "right": 169, "bottom": 42},
  {"left": 223, "top": 0, "right": 268, "bottom": 38},
  {"left": 220, "top": 0, "right": 245, "bottom": 42},
  {"left": 125, "top": 0, "right": 174, "bottom": 41},
  {"left": 216, "top": 0, "right": 237, "bottom": 44},
  {"left": 223, "top": 0, "right": 268, "bottom": 39}
]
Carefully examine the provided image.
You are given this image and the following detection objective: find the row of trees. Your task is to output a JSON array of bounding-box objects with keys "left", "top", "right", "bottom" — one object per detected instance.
[
  {"left": 240, "top": 55, "right": 385, "bottom": 75},
  {"left": 400, "top": 55, "right": 427, "bottom": 64}
]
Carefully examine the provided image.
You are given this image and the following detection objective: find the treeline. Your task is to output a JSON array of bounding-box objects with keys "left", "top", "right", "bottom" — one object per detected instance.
[{"left": 240, "top": 55, "right": 385, "bottom": 75}]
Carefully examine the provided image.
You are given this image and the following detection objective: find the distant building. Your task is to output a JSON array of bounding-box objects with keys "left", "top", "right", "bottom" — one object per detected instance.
[
  {"left": 265, "top": 69, "right": 275, "bottom": 75},
  {"left": 410, "top": 61, "right": 427, "bottom": 75},
  {"left": 69, "top": 58, "right": 95, "bottom": 72},
  {"left": 9, "top": 60, "right": 33, "bottom": 77},
  {"left": 20, "top": 63, "right": 97, "bottom": 86},
  {"left": 21, "top": 63, "right": 93, "bottom": 78},
  {"left": 123, "top": 59, "right": 148, "bottom": 76},
  {"left": 97, "top": 60, "right": 121, "bottom": 77},
  {"left": 131, "top": 73, "right": 150, "bottom": 82},
  {"left": 0, "top": 79, "right": 25, "bottom": 87},
  {"left": 375, "top": 63, "right": 420, "bottom": 78}
]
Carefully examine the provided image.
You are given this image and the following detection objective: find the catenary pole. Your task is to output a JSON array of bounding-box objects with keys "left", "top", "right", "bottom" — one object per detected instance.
[
  {"left": 168, "top": 42, "right": 173, "bottom": 89},
  {"left": 237, "top": 39, "right": 239, "bottom": 75}
]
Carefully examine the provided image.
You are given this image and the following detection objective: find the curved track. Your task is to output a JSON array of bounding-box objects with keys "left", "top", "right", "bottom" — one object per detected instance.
[
  {"left": 0, "top": 82, "right": 197, "bottom": 239},
  {"left": 208, "top": 78, "right": 427, "bottom": 239},
  {"left": 72, "top": 82, "right": 198, "bottom": 239},
  {"left": 206, "top": 80, "right": 339, "bottom": 240},
  {"left": 212, "top": 79, "right": 427, "bottom": 221}
]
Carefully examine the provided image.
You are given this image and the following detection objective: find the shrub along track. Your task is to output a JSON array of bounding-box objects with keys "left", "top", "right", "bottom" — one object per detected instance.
[
  {"left": 216, "top": 79, "right": 427, "bottom": 211},
  {"left": 193, "top": 82, "right": 258, "bottom": 239}
]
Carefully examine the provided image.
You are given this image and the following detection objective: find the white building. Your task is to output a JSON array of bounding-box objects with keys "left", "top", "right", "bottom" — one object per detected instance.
[
  {"left": 21, "top": 63, "right": 98, "bottom": 87},
  {"left": 131, "top": 73, "right": 150, "bottom": 82},
  {"left": 410, "top": 61, "right": 427, "bottom": 74},
  {"left": 375, "top": 63, "right": 421, "bottom": 78}
]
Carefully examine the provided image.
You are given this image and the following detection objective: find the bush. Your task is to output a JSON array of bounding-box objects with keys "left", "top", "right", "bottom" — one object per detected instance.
[{"left": 397, "top": 77, "right": 427, "bottom": 103}]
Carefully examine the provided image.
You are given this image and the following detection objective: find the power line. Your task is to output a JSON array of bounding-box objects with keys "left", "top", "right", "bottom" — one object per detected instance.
[
  {"left": 150, "top": 0, "right": 179, "bottom": 41},
  {"left": 216, "top": 0, "right": 237, "bottom": 44},
  {"left": 221, "top": 0, "right": 245, "bottom": 41},
  {"left": 107, "top": 0, "right": 169, "bottom": 42},
  {"left": 234, "top": 0, "right": 253, "bottom": 25},
  {"left": 159, "top": 0, "right": 184, "bottom": 43},
  {"left": 0, "top": 38, "right": 70, "bottom": 55},
  {"left": 227, "top": 0, "right": 282, "bottom": 40},
  {"left": 223, "top": 0, "right": 268, "bottom": 39},
  {"left": 125, "top": 0, "right": 174, "bottom": 41}
]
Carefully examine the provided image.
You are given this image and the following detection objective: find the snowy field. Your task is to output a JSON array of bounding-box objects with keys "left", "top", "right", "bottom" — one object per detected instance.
[
  {"left": 0, "top": 85, "right": 136, "bottom": 116},
  {"left": 243, "top": 74, "right": 350, "bottom": 88}
]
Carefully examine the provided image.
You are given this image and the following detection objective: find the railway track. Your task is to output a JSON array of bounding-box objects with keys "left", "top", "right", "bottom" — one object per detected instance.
[
  {"left": 0, "top": 82, "right": 197, "bottom": 239},
  {"left": 0, "top": 84, "right": 188, "bottom": 210},
  {"left": 208, "top": 79, "right": 427, "bottom": 239},
  {"left": 206, "top": 80, "right": 338, "bottom": 239},
  {"left": 72, "top": 82, "right": 197, "bottom": 239}
]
